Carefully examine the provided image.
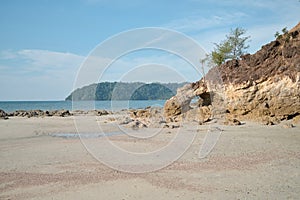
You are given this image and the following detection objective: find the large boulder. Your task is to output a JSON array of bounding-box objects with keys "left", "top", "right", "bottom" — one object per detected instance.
[
  {"left": 0, "top": 109, "right": 8, "bottom": 120},
  {"left": 185, "top": 106, "right": 212, "bottom": 124}
]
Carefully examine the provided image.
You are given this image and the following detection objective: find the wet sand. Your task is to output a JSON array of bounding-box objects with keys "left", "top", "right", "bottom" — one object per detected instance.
[{"left": 0, "top": 115, "right": 299, "bottom": 199}]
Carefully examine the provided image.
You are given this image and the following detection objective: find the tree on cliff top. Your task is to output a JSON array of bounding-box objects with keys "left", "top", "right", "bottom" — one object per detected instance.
[{"left": 206, "top": 27, "right": 250, "bottom": 66}]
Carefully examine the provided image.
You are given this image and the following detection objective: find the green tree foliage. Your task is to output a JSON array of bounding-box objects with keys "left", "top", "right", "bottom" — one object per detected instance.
[
  {"left": 208, "top": 27, "right": 250, "bottom": 66},
  {"left": 227, "top": 28, "right": 250, "bottom": 59},
  {"left": 274, "top": 27, "right": 291, "bottom": 42},
  {"left": 211, "top": 40, "right": 232, "bottom": 66}
]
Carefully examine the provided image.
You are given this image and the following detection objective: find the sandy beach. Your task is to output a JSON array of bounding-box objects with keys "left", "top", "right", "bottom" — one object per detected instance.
[{"left": 0, "top": 113, "right": 299, "bottom": 200}]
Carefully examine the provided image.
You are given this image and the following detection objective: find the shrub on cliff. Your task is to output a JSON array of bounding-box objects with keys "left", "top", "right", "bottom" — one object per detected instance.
[{"left": 205, "top": 27, "right": 251, "bottom": 66}]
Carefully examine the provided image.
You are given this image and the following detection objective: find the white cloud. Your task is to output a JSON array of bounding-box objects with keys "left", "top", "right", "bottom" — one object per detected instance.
[
  {"left": 73, "top": 28, "right": 208, "bottom": 89},
  {"left": 0, "top": 49, "right": 85, "bottom": 74},
  {"left": 0, "top": 50, "right": 18, "bottom": 59},
  {"left": 76, "top": 53, "right": 202, "bottom": 85},
  {"left": 0, "top": 49, "right": 85, "bottom": 100},
  {"left": 0, "top": 46, "right": 204, "bottom": 100},
  {"left": 18, "top": 49, "right": 84, "bottom": 70},
  {"left": 81, "top": 0, "right": 147, "bottom": 8},
  {"left": 100, "top": 52, "right": 204, "bottom": 83},
  {"left": 246, "top": 23, "right": 293, "bottom": 53},
  {"left": 163, "top": 12, "right": 248, "bottom": 33},
  {"left": 162, "top": 0, "right": 300, "bottom": 54}
]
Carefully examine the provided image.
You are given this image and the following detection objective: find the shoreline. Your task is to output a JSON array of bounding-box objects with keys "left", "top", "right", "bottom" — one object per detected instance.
[
  {"left": 0, "top": 100, "right": 167, "bottom": 113},
  {"left": 1, "top": 107, "right": 299, "bottom": 127}
]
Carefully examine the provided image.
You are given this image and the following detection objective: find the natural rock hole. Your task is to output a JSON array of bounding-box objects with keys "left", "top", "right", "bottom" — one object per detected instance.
[{"left": 198, "top": 92, "right": 212, "bottom": 106}]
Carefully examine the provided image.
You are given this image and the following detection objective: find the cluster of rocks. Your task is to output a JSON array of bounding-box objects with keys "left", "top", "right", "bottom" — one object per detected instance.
[
  {"left": 72, "top": 110, "right": 111, "bottom": 116},
  {"left": 6, "top": 109, "right": 72, "bottom": 118},
  {"left": 119, "top": 107, "right": 180, "bottom": 129},
  {"left": 0, "top": 109, "right": 114, "bottom": 119},
  {"left": 120, "top": 117, "right": 148, "bottom": 129},
  {"left": 164, "top": 22, "right": 300, "bottom": 126}
]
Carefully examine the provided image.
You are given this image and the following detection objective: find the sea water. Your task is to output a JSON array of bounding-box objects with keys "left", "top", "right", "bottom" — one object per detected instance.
[{"left": 0, "top": 100, "right": 166, "bottom": 112}]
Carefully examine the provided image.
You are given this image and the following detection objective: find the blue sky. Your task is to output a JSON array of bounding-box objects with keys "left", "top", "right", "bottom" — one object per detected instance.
[{"left": 0, "top": 0, "right": 299, "bottom": 100}]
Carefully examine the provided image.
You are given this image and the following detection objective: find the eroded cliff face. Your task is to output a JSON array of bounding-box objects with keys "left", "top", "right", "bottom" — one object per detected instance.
[{"left": 164, "top": 22, "right": 300, "bottom": 125}]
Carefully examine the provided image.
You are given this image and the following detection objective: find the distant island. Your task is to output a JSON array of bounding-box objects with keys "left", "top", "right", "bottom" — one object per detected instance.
[{"left": 65, "top": 82, "right": 188, "bottom": 101}]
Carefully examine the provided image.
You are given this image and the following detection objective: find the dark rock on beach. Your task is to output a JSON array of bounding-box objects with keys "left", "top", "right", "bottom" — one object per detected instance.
[
  {"left": 94, "top": 110, "right": 110, "bottom": 116},
  {"left": 0, "top": 109, "right": 9, "bottom": 120},
  {"left": 51, "top": 110, "right": 72, "bottom": 117}
]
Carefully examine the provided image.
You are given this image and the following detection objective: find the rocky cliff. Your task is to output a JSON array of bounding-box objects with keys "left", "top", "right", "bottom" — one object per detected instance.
[{"left": 164, "top": 22, "right": 300, "bottom": 125}]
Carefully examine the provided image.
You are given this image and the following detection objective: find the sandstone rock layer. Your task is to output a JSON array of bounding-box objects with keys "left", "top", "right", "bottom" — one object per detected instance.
[{"left": 164, "top": 22, "right": 300, "bottom": 124}]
